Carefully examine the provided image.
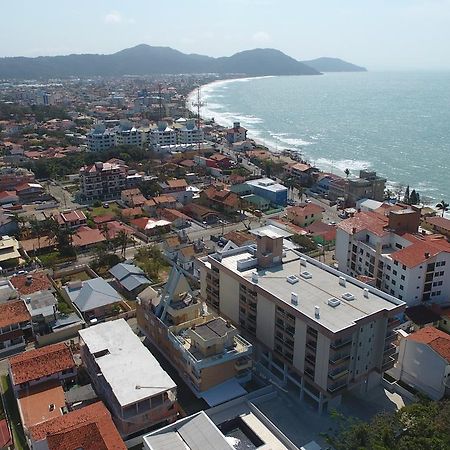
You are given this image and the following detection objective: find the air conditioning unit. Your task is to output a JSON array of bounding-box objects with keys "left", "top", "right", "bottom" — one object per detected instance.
[
  {"left": 300, "top": 271, "right": 312, "bottom": 279},
  {"left": 342, "top": 292, "right": 355, "bottom": 301},
  {"left": 328, "top": 297, "right": 341, "bottom": 307},
  {"left": 287, "top": 275, "right": 299, "bottom": 285}
]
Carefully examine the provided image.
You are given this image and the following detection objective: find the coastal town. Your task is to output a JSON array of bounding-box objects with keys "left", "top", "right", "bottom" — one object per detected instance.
[{"left": 0, "top": 73, "right": 449, "bottom": 450}]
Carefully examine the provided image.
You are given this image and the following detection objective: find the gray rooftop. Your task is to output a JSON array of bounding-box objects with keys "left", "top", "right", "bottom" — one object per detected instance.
[
  {"left": 24, "top": 290, "right": 57, "bottom": 318},
  {"left": 79, "top": 319, "right": 176, "bottom": 407},
  {"left": 250, "top": 224, "right": 293, "bottom": 239},
  {"left": 109, "top": 262, "right": 151, "bottom": 292},
  {"left": 213, "top": 248, "right": 404, "bottom": 333},
  {"left": 144, "top": 411, "right": 233, "bottom": 450},
  {"left": 246, "top": 178, "right": 287, "bottom": 193},
  {"left": 65, "top": 277, "right": 122, "bottom": 312}
]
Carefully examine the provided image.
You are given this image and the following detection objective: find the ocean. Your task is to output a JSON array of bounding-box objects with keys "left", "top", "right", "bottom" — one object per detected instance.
[{"left": 194, "top": 71, "right": 450, "bottom": 204}]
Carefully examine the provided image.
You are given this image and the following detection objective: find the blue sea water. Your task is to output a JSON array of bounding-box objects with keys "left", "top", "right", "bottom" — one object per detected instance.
[{"left": 198, "top": 72, "right": 450, "bottom": 203}]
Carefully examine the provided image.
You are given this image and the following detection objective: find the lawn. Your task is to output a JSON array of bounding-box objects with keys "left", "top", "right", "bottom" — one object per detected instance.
[
  {"left": 0, "top": 375, "right": 28, "bottom": 450},
  {"left": 87, "top": 203, "right": 121, "bottom": 218}
]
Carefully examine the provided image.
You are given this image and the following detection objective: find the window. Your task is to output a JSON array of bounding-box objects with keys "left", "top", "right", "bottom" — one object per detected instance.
[
  {"left": 400, "top": 285, "right": 404, "bottom": 290},
  {"left": 402, "top": 264, "right": 406, "bottom": 270},
  {"left": 393, "top": 270, "right": 397, "bottom": 276},
  {"left": 401, "top": 275, "right": 405, "bottom": 280},
  {"left": 387, "top": 265, "right": 391, "bottom": 271},
  {"left": 394, "top": 260, "right": 398, "bottom": 266}
]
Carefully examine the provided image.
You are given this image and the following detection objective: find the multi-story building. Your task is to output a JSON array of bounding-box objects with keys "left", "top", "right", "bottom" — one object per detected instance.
[
  {"left": 79, "top": 161, "right": 127, "bottom": 201},
  {"left": 9, "top": 342, "right": 76, "bottom": 395},
  {"left": 197, "top": 226, "right": 405, "bottom": 412},
  {"left": 245, "top": 178, "right": 288, "bottom": 207},
  {"left": 79, "top": 319, "right": 178, "bottom": 438},
  {"left": 175, "top": 120, "right": 204, "bottom": 145},
  {"left": 226, "top": 122, "right": 247, "bottom": 144},
  {"left": 329, "top": 170, "right": 386, "bottom": 206},
  {"left": 86, "top": 122, "right": 146, "bottom": 152},
  {"left": 0, "top": 167, "right": 35, "bottom": 191},
  {"left": 286, "top": 203, "right": 325, "bottom": 228},
  {"left": 336, "top": 208, "right": 450, "bottom": 306},
  {"left": 150, "top": 122, "right": 177, "bottom": 147},
  {"left": 137, "top": 268, "right": 252, "bottom": 402},
  {"left": 86, "top": 124, "right": 117, "bottom": 152}
]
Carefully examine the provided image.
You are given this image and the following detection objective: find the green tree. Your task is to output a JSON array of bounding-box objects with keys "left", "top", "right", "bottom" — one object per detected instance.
[
  {"left": 436, "top": 200, "right": 449, "bottom": 217},
  {"left": 290, "top": 234, "right": 318, "bottom": 252},
  {"left": 327, "top": 399, "right": 450, "bottom": 450},
  {"left": 344, "top": 168, "right": 350, "bottom": 178},
  {"left": 410, "top": 189, "right": 420, "bottom": 205},
  {"left": 403, "top": 185, "right": 410, "bottom": 204},
  {"left": 114, "top": 230, "right": 131, "bottom": 259}
]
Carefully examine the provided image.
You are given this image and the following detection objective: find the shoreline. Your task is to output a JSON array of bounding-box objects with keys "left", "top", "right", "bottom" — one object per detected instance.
[{"left": 186, "top": 76, "right": 445, "bottom": 210}]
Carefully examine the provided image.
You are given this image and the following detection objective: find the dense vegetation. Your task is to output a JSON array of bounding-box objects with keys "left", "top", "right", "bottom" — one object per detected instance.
[
  {"left": 328, "top": 399, "right": 450, "bottom": 450},
  {"left": 0, "top": 102, "right": 69, "bottom": 122},
  {"left": 22, "top": 145, "right": 153, "bottom": 179}
]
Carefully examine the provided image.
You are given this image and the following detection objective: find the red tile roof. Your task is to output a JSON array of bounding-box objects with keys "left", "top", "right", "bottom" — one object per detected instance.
[
  {"left": 73, "top": 226, "right": 106, "bottom": 248},
  {"left": 390, "top": 234, "right": 450, "bottom": 268},
  {"left": 30, "top": 401, "right": 126, "bottom": 449},
  {"left": 121, "top": 207, "right": 144, "bottom": 218},
  {"left": 287, "top": 203, "right": 324, "bottom": 217},
  {"left": 337, "top": 211, "right": 389, "bottom": 237},
  {"left": 9, "top": 342, "right": 75, "bottom": 385},
  {"left": 166, "top": 179, "right": 187, "bottom": 189},
  {"left": 426, "top": 216, "right": 450, "bottom": 232},
  {"left": 0, "top": 419, "right": 12, "bottom": 448},
  {"left": 0, "top": 300, "right": 30, "bottom": 328},
  {"left": 407, "top": 327, "right": 450, "bottom": 363},
  {"left": 11, "top": 271, "right": 52, "bottom": 295},
  {"left": 93, "top": 214, "right": 115, "bottom": 224},
  {"left": 58, "top": 210, "right": 86, "bottom": 224}
]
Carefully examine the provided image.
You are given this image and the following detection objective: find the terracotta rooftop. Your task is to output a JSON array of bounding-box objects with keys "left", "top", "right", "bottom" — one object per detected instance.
[
  {"left": 426, "top": 216, "right": 450, "bottom": 232},
  {"left": 29, "top": 401, "right": 126, "bottom": 449},
  {"left": 18, "top": 381, "right": 66, "bottom": 428},
  {"left": 0, "top": 299, "right": 31, "bottom": 328},
  {"left": 407, "top": 326, "right": 450, "bottom": 363},
  {"left": 223, "top": 230, "right": 255, "bottom": 247},
  {"left": 166, "top": 179, "right": 187, "bottom": 189},
  {"left": 121, "top": 207, "right": 143, "bottom": 218},
  {"left": 287, "top": 203, "right": 325, "bottom": 217},
  {"left": 11, "top": 271, "right": 52, "bottom": 295},
  {"left": 390, "top": 233, "right": 450, "bottom": 268},
  {"left": 57, "top": 210, "right": 86, "bottom": 224},
  {"left": 73, "top": 226, "right": 106, "bottom": 248},
  {"left": 337, "top": 211, "right": 389, "bottom": 237},
  {"left": 93, "top": 214, "right": 115, "bottom": 224},
  {"left": 10, "top": 342, "right": 75, "bottom": 385}
]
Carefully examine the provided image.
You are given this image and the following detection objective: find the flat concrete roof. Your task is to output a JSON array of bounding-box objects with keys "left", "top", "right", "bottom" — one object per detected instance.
[
  {"left": 79, "top": 319, "right": 176, "bottom": 407},
  {"left": 213, "top": 248, "right": 403, "bottom": 333},
  {"left": 246, "top": 178, "right": 287, "bottom": 193}
]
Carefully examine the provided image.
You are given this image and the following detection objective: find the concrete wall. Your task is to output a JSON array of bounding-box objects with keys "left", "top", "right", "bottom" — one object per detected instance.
[
  {"left": 292, "top": 319, "right": 307, "bottom": 372},
  {"left": 256, "top": 295, "right": 275, "bottom": 351},
  {"left": 219, "top": 271, "right": 240, "bottom": 324},
  {"left": 314, "top": 333, "right": 330, "bottom": 389}
]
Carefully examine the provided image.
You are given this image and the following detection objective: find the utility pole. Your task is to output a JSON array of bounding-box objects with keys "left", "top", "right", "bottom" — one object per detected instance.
[{"left": 191, "top": 85, "right": 206, "bottom": 153}]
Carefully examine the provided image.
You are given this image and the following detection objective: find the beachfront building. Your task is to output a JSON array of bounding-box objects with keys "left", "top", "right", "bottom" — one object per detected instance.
[
  {"left": 137, "top": 268, "right": 253, "bottom": 405},
  {"left": 79, "top": 319, "right": 178, "bottom": 438},
  {"left": 329, "top": 170, "right": 386, "bottom": 206},
  {"left": 86, "top": 124, "right": 117, "bottom": 152},
  {"left": 335, "top": 208, "right": 450, "bottom": 306},
  {"left": 150, "top": 122, "right": 177, "bottom": 147},
  {"left": 226, "top": 122, "right": 247, "bottom": 144},
  {"left": 175, "top": 120, "right": 204, "bottom": 144},
  {"left": 86, "top": 122, "right": 146, "bottom": 152},
  {"left": 197, "top": 226, "right": 405, "bottom": 412}
]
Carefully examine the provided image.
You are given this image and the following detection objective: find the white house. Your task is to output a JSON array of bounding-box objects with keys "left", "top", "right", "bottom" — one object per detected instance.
[{"left": 391, "top": 327, "right": 450, "bottom": 400}]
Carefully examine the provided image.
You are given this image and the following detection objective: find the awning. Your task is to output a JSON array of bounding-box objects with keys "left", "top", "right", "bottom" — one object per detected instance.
[{"left": 200, "top": 378, "right": 247, "bottom": 407}]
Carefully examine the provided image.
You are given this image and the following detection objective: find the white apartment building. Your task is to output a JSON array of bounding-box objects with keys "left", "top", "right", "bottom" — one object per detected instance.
[
  {"left": 79, "top": 319, "right": 178, "bottom": 438},
  {"left": 198, "top": 227, "right": 405, "bottom": 412},
  {"left": 86, "top": 125, "right": 117, "bottom": 152},
  {"left": 175, "top": 120, "right": 204, "bottom": 145},
  {"left": 86, "top": 122, "right": 146, "bottom": 152},
  {"left": 336, "top": 208, "right": 450, "bottom": 306},
  {"left": 150, "top": 123, "right": 177, "bottom": 147}
]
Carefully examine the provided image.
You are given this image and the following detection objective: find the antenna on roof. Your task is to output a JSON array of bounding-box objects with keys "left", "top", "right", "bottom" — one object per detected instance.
[{"left": 191, "top": 85, "right": 206, "bottom": 153}]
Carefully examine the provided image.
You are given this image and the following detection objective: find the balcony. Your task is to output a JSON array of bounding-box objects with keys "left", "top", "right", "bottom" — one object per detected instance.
[
  {"left": 385, "top": 331, "right": 397, "bottom": 342},
  {"left": 387, "top": 318, "right": 401, "bottom": 328},
  {"left": 328, "top": 366, "right": 349, "bottom": 381},
  {"left": 329, "top": 352, "right": 351, "bottom": 365},
  {"left": 330, "top": 338, "right": 352, "bottom": 350},
  {"left": 383, "top": 343, "right": 397, "bottom": 358},
  {"left": 235, "top": 356, "right": 252, "bottom": 371},
  {"left": 382, "top": 355, "right": 396, "bottom": 370},
  {"left": 306, "top": 340, "right": 317, "bottom": 351},
  {"left": 328, "top": 381, "right": 347, "bottom": 393}
]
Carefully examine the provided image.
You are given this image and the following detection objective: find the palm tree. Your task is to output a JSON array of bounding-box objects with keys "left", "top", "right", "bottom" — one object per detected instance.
[
  {"left": 29, "top": 218, "right": 42, "bottom": 250},
  {"left": 115, "top": 230, "right": 130, "bottom": 259},
  {"left": 436, "top": 200, "right": 449, "bottom": 217},
  {"left": 344, "top": 168, "right": 350, "bottom": 178}
]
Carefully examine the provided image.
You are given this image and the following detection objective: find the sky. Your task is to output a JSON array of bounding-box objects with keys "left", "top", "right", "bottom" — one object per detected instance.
[{"left": 1, "top": 0, "right": 450, "bottom": 70}]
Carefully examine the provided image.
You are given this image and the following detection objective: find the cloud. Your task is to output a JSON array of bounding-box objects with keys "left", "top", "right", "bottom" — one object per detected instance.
[
  {"left": 252, "top": 31, "right": 271, "bottom": 44},
  {"left": 104, "top": 11, "right": 123, "bottom": 24}
]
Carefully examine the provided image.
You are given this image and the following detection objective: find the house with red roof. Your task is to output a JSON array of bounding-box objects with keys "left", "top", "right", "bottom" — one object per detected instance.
[
  {"left": 336, "top": 207, "right": 450, "bottom": 306},
  {"left": 28, "top": 401, "right": 126, "bottom": 450},
  {"left": 9, "top": 342, "right": 76, "bottom": 394},
  {"left": 0, "top": 300, "right": 32, "bottom": 357},
  {"left": 425, "top": 216, "right": 450, "bottom": 239},
  {"left": 286, "top": 203, "right": 324, "bottom": 227},
  {"left": 55, "top": 210, "right": 87, "bottom": 229},
  {"left": 392, "top": 327, "right": 450, "bottom": 400},
  {"left": 72, "top": 226, "right": 106, "bottom": 250}
]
